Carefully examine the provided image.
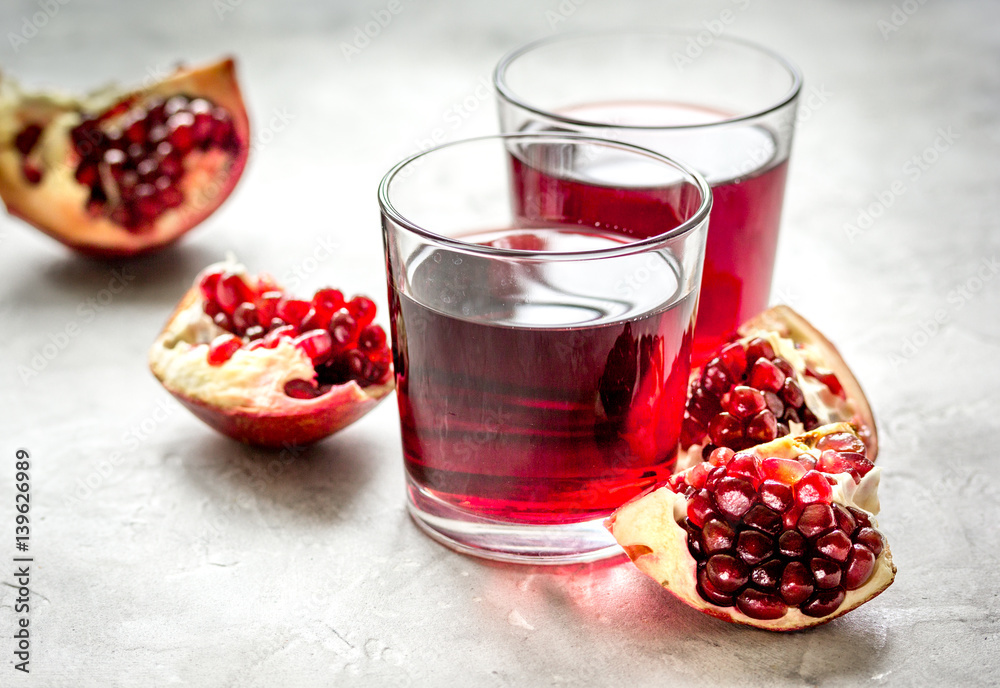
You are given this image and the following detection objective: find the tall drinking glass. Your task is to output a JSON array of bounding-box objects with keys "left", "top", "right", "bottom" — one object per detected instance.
[
  {"left": 495, "top": 30, "right": 801, "bottom": 364},
  {"left": 379, "top": 134, "right": 711, "bottom": 563}
]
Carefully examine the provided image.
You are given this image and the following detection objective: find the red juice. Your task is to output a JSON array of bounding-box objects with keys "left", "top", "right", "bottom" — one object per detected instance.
[
  {"left": 517, "top": 101, "right": 791, "bottom": 364},
  {"left": 390, "top": 225, "right": 697, "bottom": 524}
]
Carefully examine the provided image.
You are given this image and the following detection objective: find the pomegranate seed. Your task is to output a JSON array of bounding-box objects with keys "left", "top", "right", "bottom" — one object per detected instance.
[
  {"left": 809, "top": 557, "right": 842, "bottom": 589},
  {"left": 762, "top": 390, "right": 785, "bottom": 418},
  {"left": 712, "top": 477, "right": 756, "bottom": 521},
  {"left": 746, "top": 409, "right": 778, "bottom": 444},
  {"left": 797, "top": 504, "right": 836, "bottom": 539},
  {"left": 688, "top": 387, "right": 722, "bottom": 424},
  {"left": 726, "top": 386, "right": 766, "bottom": 419},
  {"left": 708, "top": 447, "right": 735, "bottom": 467},
  {"left": 735, "top": 588, "right": 787, "bottom": 621},
  {"left": 686, "top": 526, "right": 703, "bottom": 559},
  {"left": 745, "top": 337, "right": 775, "bottom": 365},
  {"left": 708, "top": 412, "right": 743, "bottom": 447},
  {"left": 855, "top": 527, "right": 884, "bottom": 557},
  {"left": 760, "top": 458, "right": 807, "bottom": 485},
  {"left": 244, "top": 325, "right": 265, "bottom": 340},
  {"left": 684, "top": 462, "right": 710, "bottom": 490},
  {"left": 801, "top": 588, "right": 846, "bottom": 618},
  {"left": 777, "top": 530, "right": 807, "bottom": 559},
  {"left": 212, "top": 311, "right": 232, "bottom": 330},
  {"left": 262, "top": 325, "right": 297, "bottom": 349},
  {"left": 735, "top": 529, "right": 773, "bottom": 566},
  {"left": 329, "top": 311, "right": 359, "bottom": 348},
  {"left": 758, "top": 479, "right": 794, "bottom": 513},
  {"left": 742, "top": 505, "right": 782, "bottom": 535},
  {"left": 717, "top": 342, "right": 748, "bottom": 380},
  {"left": 207, "top": 334, "right": 242, "bottom": 365},
  {"left": 794, "top": 470, "right": 833, "bottom": 505},
  {"left": 771, "top": 358, "right": 795, "bottom": 378},
  {"left": 276, "top": 298, "right": 310, "bottom": 326},
  {"left": 256, "top": 291, "right": 282, "bottom": 323},
  {"left": 701, "top": 518, "right": 736, "bottom": 555},
  {"left": 750, "top": 558, "right": 784, "bottom": 590},
  {"left": 347, "top": 296, "right": 377, "bottom": 328},
  {"left": 704, "top": 465, "right": 726, "bottom": 491},
  {"left": 216, "top": 273, "right": 252, "bottom": 315},
  {"left": 705, "top": 554, "right": 749, "bottom": 594},
  {"left": 697, "top": 567, "right": 735, "bottom": 607},
  {"left": 782, "top": 503, "right": 803, "bottom": 530},
  {"left": 686, "top": 491, "right": 718, "bottom": 528},
  {"left": 358, "top": 324, "right": 387, "bottom": 354},
  {"left": 294, "top": 329, "right": 333, "bottom": 364},
  {"left": 284, "top": 379, "right": 321, "bottom": 399},
  {"left": 726, "top": 451, "right": 761, "bottom": 484},
  {"left": 701, "top": 363, "right": 731, "bottom": 396},
  {"left": 844, "top": 544, "right": 877, "bottom": 590},
  {"left": 780, "top": 377, "right": 805, "bottom": 408},
  {"left": 815, "top": 529, "right": 852, "bottom": 562},
  {"left": 232, "top": 303, "right": 259, "bottom": 332},
  {"left": 796, "top": 453, "right": 818, "bottom": 471},
  {"left": 779, "top": 561, "right": 814, "bottom": 606},
  {"left": 832, "top": 504, "right": 858, "bottom": 535},
  {"left": 848, "top": 507, "right": 872, "bottom": 529},
  {"left": 748, "top": 358, "right": 786, "bottom": 393}
]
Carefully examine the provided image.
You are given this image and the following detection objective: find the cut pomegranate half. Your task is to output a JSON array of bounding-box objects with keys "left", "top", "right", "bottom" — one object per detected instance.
[
  {"left": 0, "top": 58, "right": 249, "bottom": 257},
  {"left": 607, "top": 423, "right": 895, "bottom": 631},
  {"left": 149, "top": 258, "right": 394, "bottom": 448},
  {"left": 680, "top": 306, "right": 877, "bottom": 469}
]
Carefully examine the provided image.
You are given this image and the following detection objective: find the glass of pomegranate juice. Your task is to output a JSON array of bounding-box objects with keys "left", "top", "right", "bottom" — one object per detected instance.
[
  {"left": 379, "top": 133, "right": 711, "bottom": 563},
  {"left": 495, "top": 31, "right": 802, "bottom": 364}
]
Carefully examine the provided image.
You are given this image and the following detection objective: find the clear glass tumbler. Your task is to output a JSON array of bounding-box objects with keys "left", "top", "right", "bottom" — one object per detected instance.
[
  {"left": 379, "top": 133, "right": 711, "bottom": 563},
  {"left": 495, "top": 30, "right": 801, "bottom": 364}
]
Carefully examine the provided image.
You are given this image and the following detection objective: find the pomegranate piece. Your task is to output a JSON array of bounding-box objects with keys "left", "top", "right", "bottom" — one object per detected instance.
[
  {"left": 607, "top": 423, "right": 895, "bottom": 631},
  {"left": 679, "top": 306, "right": 877, "bottom": 468},
  {"left": 149, "top": 258, "right": 394, "bottom": 448},
  {"left": 0, "top": 58, "right": 249, "bottom": 258}
]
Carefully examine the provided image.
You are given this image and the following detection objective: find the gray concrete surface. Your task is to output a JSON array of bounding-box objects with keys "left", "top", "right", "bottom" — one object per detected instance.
[{"left": 0, "top": 0, "right": 998, "bottom": 685}]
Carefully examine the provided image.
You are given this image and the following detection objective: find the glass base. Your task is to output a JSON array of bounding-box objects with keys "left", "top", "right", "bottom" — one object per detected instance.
[{"left": 406, "top": 478, "right": 623, "bottom": 564}]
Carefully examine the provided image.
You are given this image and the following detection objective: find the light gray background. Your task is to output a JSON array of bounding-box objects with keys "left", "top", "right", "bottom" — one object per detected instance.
[{"left": 1, "top": 1, "right": 998, "bottom": 685}]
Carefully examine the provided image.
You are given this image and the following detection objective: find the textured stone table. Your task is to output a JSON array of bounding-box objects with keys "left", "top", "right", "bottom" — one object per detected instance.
[{"left": 1, "top": 0, "right": 998, "bottom": 685}]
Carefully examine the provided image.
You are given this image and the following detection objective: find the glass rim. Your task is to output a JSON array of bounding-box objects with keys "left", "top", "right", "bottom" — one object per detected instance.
[
  {"left": 377, "top": 132, "right": 713, "bottom": 261},
  {"left": 494, "top": 29, "right": 803, "bottom": 131}
]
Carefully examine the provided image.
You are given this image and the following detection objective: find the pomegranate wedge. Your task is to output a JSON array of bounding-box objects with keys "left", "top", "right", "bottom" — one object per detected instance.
[
  {"left": 0, "top": 58, "right": 249, "bottom": 257},
  {"left": 149, "top": 258, "right": 393, "bottom": 447},
  {"left": 608, "top": 423, "right": 895, "bottom": 631}
]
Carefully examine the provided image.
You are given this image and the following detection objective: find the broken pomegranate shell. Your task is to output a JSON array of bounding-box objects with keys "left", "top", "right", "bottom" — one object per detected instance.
[
  {"left": 680, "top": 305, "right": 877, "bottom": 468},
  {"left": 607, "top": 423, "right": 895, "bottom": 631},
  {"left": 0, "top": 58, "right": 249, "bottom": 257},
  {"left": 149, "top": 258, "right": 394, "bottom": 448}
]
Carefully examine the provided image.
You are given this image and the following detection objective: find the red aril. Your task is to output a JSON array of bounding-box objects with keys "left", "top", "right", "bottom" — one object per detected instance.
[
  {"left": 0, "top": 58, "right": 249, "bottom": 257},
  {"left": 608, "top": 423, "right": 895, "bottom": 631},
  {"left": 149, "top": 258, "right": 394, "bottom": 447}
]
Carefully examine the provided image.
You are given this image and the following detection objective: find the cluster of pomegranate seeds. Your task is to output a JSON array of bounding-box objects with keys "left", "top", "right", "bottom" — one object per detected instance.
[
  {"left": 58, "top": 94, "right": 239, "bottom": 232},
  {"left": 683, "top": 337, "right": 833, "bottom": 457},
  {"left": 198, "top": 269, "right": 392, "bottom": 393},
  {"left": 668, "top": 433, "right": 881, "bottom": 621}
]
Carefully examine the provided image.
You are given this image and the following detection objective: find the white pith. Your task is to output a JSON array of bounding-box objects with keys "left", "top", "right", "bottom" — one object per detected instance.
[{"left": 609, "top": 424, "right": 896, "bottom": 630}]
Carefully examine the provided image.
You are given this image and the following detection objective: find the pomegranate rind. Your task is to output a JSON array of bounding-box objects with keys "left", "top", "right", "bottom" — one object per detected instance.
[
  {"left": 607, "top": 424, "right": 895, "bottom": 631},
  {"left": 0, "top": 58, "right": 250, "bottom": 258},
  {"left": 149, "top": 260, "right": 393, "bottom": 448},
  {"left": 739, "top": 306, "right": 877, "bottom": 459}
]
